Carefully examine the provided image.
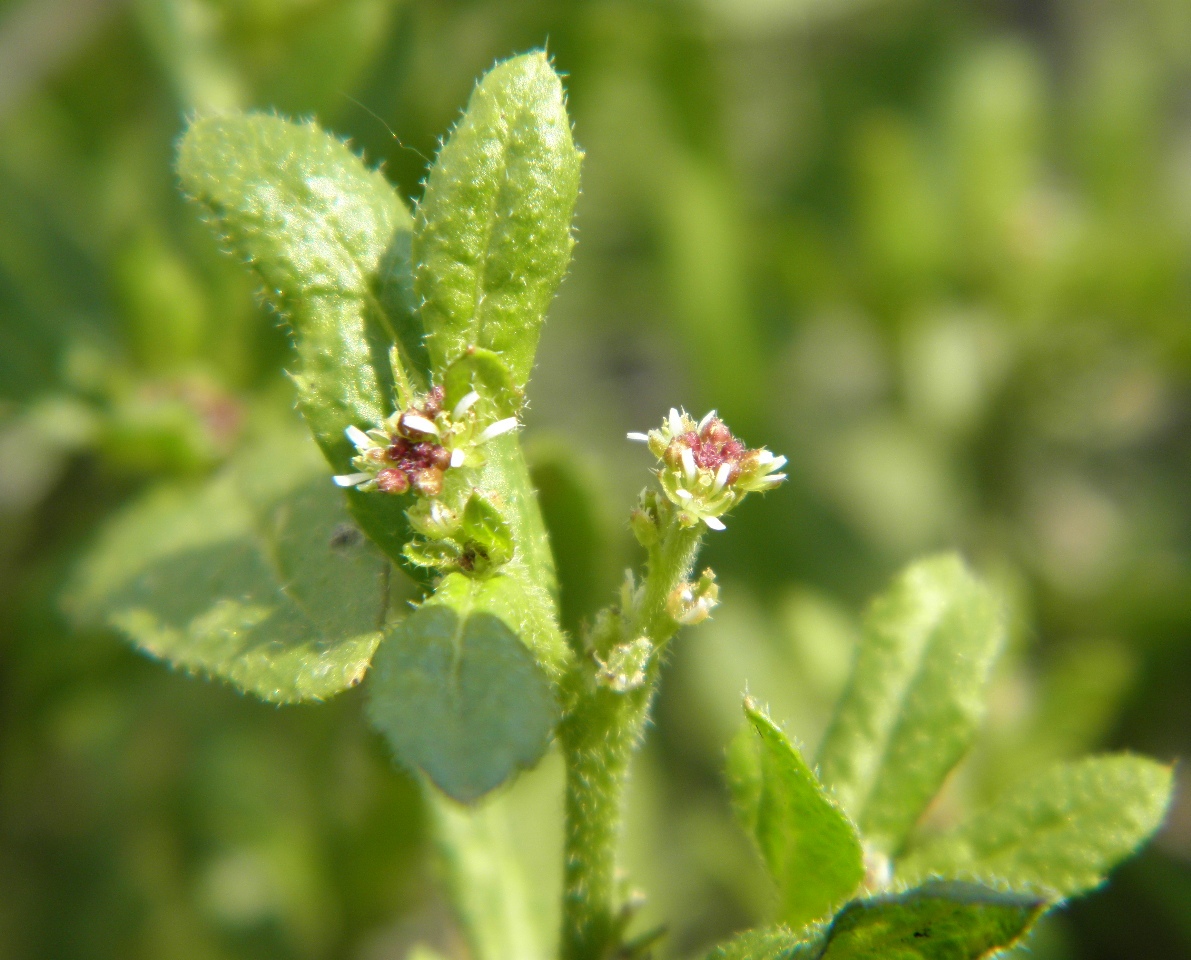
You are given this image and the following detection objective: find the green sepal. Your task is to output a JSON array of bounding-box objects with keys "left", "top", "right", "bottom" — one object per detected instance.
[
  {"left": 817, "top": 882, "right": 1045, "bottom": 959},
  {"left": 67, "top": 422, "right": 396, "bottom": 703},
  {"left": 403, "top": 539, "right": 463, "bottom": 572},
  {"left": 366, "top": 572, "right": 560, "bottom": 802},
  {"left": 897, "top": 754, "right": 1174, "bottom": 899},
  {"left": 176, "top": 112, "right": 424, "bottom": 566},
  {"left": 413, "top": 51, "right": 582, "bottom": 387},
  {"left": 443, "top": 348, "right": 525, "bottom": 421},
  {"left": 817, "top": 554, "right": 1005, "bottom": 855},
  {"left": 732, "top": 700, "right": 865, "bottom": 931}
]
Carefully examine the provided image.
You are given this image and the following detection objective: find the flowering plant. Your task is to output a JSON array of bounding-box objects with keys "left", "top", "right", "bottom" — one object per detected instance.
[{"left": 70, "top": 52, "right": 1171, "bottom": 960}]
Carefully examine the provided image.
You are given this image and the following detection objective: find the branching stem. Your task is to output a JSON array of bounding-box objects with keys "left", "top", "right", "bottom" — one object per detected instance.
[{"left": 558, "top": 515, "right": 703, "bottom": 960}]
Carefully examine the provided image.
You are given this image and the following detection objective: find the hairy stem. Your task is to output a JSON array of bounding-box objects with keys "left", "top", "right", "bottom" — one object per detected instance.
[{"left": 559, "top": 517, "right": 703, "bottom": 960}]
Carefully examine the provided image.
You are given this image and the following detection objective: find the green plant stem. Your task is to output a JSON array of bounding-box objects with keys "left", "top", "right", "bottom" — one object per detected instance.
[
  {"left": 559, "top": 517, "right": 703, "bottom": 960},
  {"left": 427, "top": 787, "right": 546, "bottom": 960}
]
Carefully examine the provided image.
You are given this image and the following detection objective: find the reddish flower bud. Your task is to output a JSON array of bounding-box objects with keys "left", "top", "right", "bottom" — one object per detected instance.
[
  {"left": 410, "top": 467, "right": 444, "bottom": 497},
  {"left": 376, "top": 468, "right": 411, "bottom": 494}
]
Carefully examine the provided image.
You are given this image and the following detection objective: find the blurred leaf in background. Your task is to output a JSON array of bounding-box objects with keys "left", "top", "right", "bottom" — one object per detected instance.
[{"left": 1, "top": 0, "right": 1190, "bottom": 958}]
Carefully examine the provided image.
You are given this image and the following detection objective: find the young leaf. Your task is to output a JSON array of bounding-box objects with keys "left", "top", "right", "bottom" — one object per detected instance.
[
  {"left": 462, "top": 492, "right": 515, "bottom": 568},
  {"left": 897, "top": 754, "right": 1173, "bottom": 898},
  {"left": 366, "top": 572, "right": 560, "bottom": 802},
  {"left": 817, "top": 554, "right": 1004, "bottom": 855},
  {"left": 177, "top": 112, "right": 421, "bottom": 563},
  {"left": 818, "top": 882, "right": 1045, "bottom": 959},
  {"left": 413, "top": 51, "right": 582, "bottom": 386},
  {"left": 68, "top": 427, "right": 393, "bottom": 703},
  {"left": 738, "top": 700, "right": 865, "bottom": 931}
]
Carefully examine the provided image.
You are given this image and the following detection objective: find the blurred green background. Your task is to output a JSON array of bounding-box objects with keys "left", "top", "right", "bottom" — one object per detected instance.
[{"left": 2, "top": 0, "right": 1190, "bottom": 957}]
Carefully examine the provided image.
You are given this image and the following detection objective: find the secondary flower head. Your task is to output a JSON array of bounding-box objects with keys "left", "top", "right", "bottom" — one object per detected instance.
[
  {"left": 333, "top": 385, "right": 519, "bottom": 497},
  {"left": 628, "top": 408, "right": 786, "bottom": 530}
]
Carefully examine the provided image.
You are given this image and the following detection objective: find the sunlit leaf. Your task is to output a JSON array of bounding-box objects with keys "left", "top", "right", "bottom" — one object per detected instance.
[
  {"left": 732, "top": 700, "right": 865, "bottom": 930},
  {"left": 70, "top": 427, "right": 393, "bottom": 703},
  {"left": 177, "top": 111, "right": 419, "bottom": 563},
  {"left": 817, "top": 554, "right": 1004, "bottom": 854},
  {"left": 897, "top": 755, "right": 1173, "bottom": 898},
  {"left": 413, "top": 51, "right": 582, "bottom": 387},
  {"left": 818, "top": 883, "right": 1045, "bottom": 959}
]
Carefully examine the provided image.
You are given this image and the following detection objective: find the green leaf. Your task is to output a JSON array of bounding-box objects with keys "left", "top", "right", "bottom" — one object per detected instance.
[
  {"left": 69, "top": 426, "right": 394, "bottom": 703},
  {"left": 897, "top": 755, "right": 1173, "bottom": 898},
  {"left": 702, "top": 927, "right": 818, "bottom": 960},
  {"left": 817, "top": 554, "right": 1005, "bottom": 854},
  {"left": 737, "top": 700, "right": 865, "bottom": 930},
  {"left": 177, "top": 112, "right": 421, "bottom": 564},
  {"left": 366, "top": 572, "right": 560, "bottom": 802},
  {"left": 817, "top": 883, "right": 1045, "bottom": 960},
  {"left": 413, "top": 51, "right": 582, "bottom": 386},
  {"left": 462, "top": 493, "right": 515, "bottom": 568}
]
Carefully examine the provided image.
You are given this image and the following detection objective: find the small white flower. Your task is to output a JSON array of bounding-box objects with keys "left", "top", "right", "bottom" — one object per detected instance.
[
  {"left": 627, "top": 432, "right": 650, "bottom": 442},
  {"left": 452, "top": 390, "right": 481, "bottom": 419},
  {"left": 713, "top": 462, "right": 732, "bottom": 493},
  {"left": 450, "top": 448, "right": 466, "bottom": 468},
  {"left": 477, "top": 417, "right": 519, "bottom": 443},
  {"left": 346, "top": 425, "right": 372, "bottom": 450},
  {"left": 680, "top": 447, "right": 697, "bottom": 484},
  {"left": 333, "top": 472, "right": 372, "bottom": 487},
  {"left": 401, "top": 414, "right": 439, "bottom": 437},
  {"left": 703, "top": 515, "right": 726, "bottom": 531},
  {"left": 668, "top": 407, "right": 684, "bottom": 435}
]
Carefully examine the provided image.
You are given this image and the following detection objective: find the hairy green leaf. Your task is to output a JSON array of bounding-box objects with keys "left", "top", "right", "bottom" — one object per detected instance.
[
  {"left": 897, "top": 755, "right": 1173, "bottom": 898},
  {"left": 819, "top": 883, "right": 1045, "bottom": 959},
  {"left": 69, "top": 427, "right": 393, "bottom": 703},
  {"left": 177, "top": 112, "right": 421, "bottom": 563},
  {"left": 413, "top": 51, "right": 582, "bottom": 386},
  {"left": 366, "top": 572, "right": 560, "bottom": 802},
  {"left": 736, "top": 700, "right": 865, "bottom": 930},
  {"left": 462, "top": 493, "right": 515, "bottom": 568},
  {"left": 817, "top": 554, "right": 1004, "bottom": 854}
]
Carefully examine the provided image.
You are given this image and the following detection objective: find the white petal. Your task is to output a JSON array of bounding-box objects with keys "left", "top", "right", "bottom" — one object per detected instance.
[
  {"left": 768, "top": 455, "right": 788, "bottom": 471},
  {"left": 668, "top": 407, "right": 684, "bottom": 435},
  {"left": 626, "top": 432, "right": 650, "bottom": 442},
  {"left": 478, "top": 417, "right": 519, "bottom": 443},
  {"left": 401, "top": 414, "right": 439, "bottom": 436},
  {"left": 346, "top": 425, "right": 372, "bottom": 450},
  {"left": 698, "top": 409, "right": 717, "bottom": 431},
  {"left": 760, "top": 473, "right": 787, "bottom": 486},
  {"left": 755, "top": 450, "right": 774, "bottom": 465},
  {"left": 703, "top": 515, "right": 726, "bottom": 531},
  {"left": 450, "top": 448, "right": 466, "bottom": 468},
  {"left": 713, "top": 462, "right": 732, "bottom": 492},
  {"left": 333, "top": 472, "right": 372, "bottom": 487},
  {"left": 452, "top": 390, "right": 481, "bottom": 419},
  {"left": 675, "top": 488, "right": 693, "bottom": 500},
  {"left": 680, "top": 447, "right": 697, "bottom": 484}
]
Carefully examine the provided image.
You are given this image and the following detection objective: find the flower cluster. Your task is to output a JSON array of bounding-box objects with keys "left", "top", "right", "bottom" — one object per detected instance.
[
  {"left": 333, "top": 385, "right": 518, "bottom": 497},
  {"left": 628, "top": 408, "right": 786, "bottom": 530}
]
